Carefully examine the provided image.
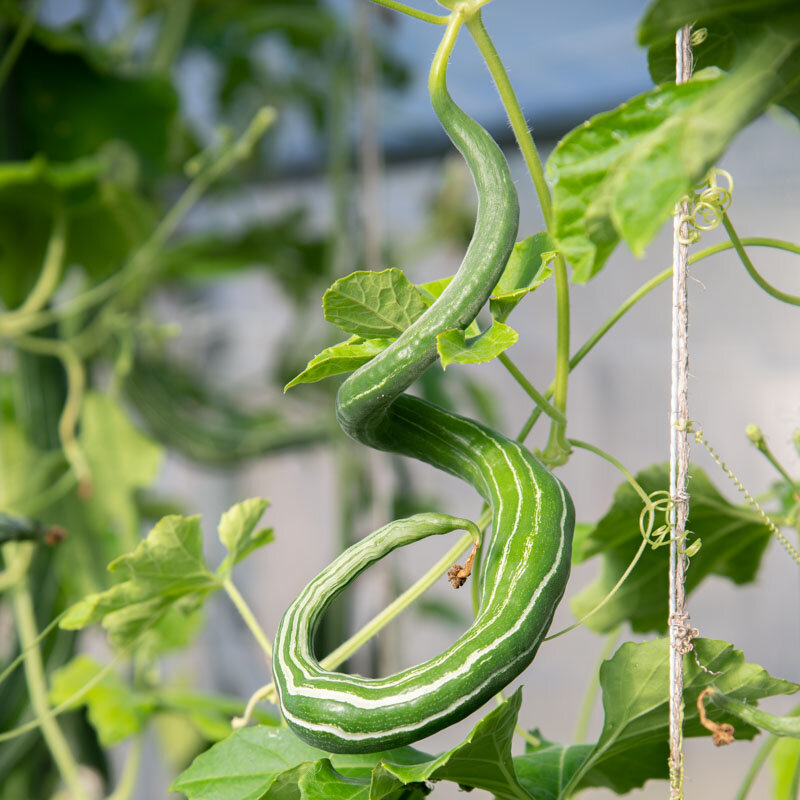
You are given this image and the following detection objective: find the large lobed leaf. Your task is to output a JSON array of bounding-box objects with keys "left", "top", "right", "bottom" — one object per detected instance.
[
  {"left": 640, "top": 0, "right": 800, "bottom": 121},
  {"left": 516, "top": 638, "right": 799, "bottom": 797},
  {"left": 60, "top": 498, "right": 271, "bottom": 649},
  {"left": 571, "top": 464, "right": 771, "bottom": 633},
  {"left": 550, "top": 3, "right": 800, "bottom": 282},
  {"left": 172, "top": 691, "right": 529, "bottom": 800}
]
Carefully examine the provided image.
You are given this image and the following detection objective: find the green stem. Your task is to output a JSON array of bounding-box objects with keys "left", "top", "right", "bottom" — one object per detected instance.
[
  {"left": 0, "top": 107, "right": 276, "bottom": 340},
  {"left": 516, "top": 237, "right": 800, "bottom": 442},
  {"left": 9, "top": 555, "right": 89, "bottom": 800},
  {"left": 321, "top": 531, "right": 475, "bottom": 671},
  {"left": 746, "top": 426, "right": 798, "bottom": 494},
  {"left": 0, "top": 540, "right": 34, "bottom": 592},
  {"left": 0, "top": 0, "right": 39, "bottom": 92},
  {"left": 15, "top": 337, "right": 89, "bottom": 488},
  {"left": 14, "top": 208, "right": 66, "bottom": 316},
  {"left": 722, "top": 214, "right": 800, "bottom": 306},
  {"left": 734, "top": 735, "right": 780, "bottom": 800},
  {"left": 573, "top": 628, "right": 620, "bottom": 744},
  {"left": 464, "top": 12, "right": 552, "bottom": 225},
  {"left": 222, "top": 577, "right": 273, "bottom": 661},
  {"left": 150, "top": 0, "right": 194, "bottom": 72},
  {"left": 542, "top": 254, "right": 572, "bottom": 465},
  {"left": 568, "top": 439, "right": 650, "bottom": 505},
  {"left": 0, "top": 610, "right": 67, "bottom": 688},
  {"left": 706, "top": 692, "right": 800, "bottom": 739},
  {"left": 106, "top": 736, "right": 142, "bottom": 800},
  {"left": 465, "top": 11, "right": 571, "bottom": 465},
  {"left": 497, "top": 352, "right": 564, "bottom": 423},
  {"left": 367, "top": 0, "right": 449, "bottom": 24}
]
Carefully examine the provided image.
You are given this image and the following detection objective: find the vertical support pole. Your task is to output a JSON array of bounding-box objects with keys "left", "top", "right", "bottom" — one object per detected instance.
[{"left": 668, "top": 24, "right": 693, "bottom": 800}]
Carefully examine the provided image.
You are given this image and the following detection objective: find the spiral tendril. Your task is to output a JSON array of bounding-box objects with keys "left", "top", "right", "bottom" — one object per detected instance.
[{"left": 678, "top": 169, "right": 734, "bottom": 245}]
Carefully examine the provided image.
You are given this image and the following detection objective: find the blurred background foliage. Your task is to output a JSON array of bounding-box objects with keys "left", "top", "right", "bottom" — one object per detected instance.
[{"left": 0, "top": 0, "right": 447, "bottom": 795}]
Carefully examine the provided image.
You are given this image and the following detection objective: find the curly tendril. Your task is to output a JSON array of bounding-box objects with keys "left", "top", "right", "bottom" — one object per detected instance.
[{"left": 678, "top": 169, "right": 734, "bottom": 245}]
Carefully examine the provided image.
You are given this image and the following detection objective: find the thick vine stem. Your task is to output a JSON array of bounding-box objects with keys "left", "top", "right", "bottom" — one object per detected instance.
[
  {"left": 465, "top": 10, "right": 571, "bottom": 466},
  {"left": 8, "top": 547, "right": 90, "bottom": 800},
  {"left": 516, "top": 237, "right": 800, "bottom": 443}
]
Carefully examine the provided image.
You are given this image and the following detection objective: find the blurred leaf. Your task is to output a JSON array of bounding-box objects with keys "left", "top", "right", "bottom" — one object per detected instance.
[
  {"left": 640, "top": 0, "right": 800, "bottom": 121},
  {"left": 436, "top": 320, "right": 518, "bottom": 369},
  {"left": 323, "top": 269, "right": 427, "bottom": 339},
  {"left": 547, "top": 74, "right": 719, "bottom": 282},
  {"left": 157, "top": 211, "right": 329, "bottom": 303},
  {"left": 125, "top": 354, "right": 329, "bottom": 464},
  {"left": 49, "top": 656, "right": 152, "bottom": 746},
  {"left": 79, "top": 392, "right": 163, "bottom": 545},
  {"left": 11, "top": 37, "right": 178, "bottom": 170},
  {"left": 60, "top": 513, "right": 220, "bottom": 647},
  {"left": 285, "top": 337, "right": 391, "bottom": 390},
  {"left": 490, "top": 233, "right": 555, "bottom": 323},
  {"left": 217, "top": 497, "right": 272, "bottom": 576},
  {"left": 0, "top": 157, "right": 154, "bottom": 307},
  {"left": 571, "top": 464, "right": 771, "bottom": 633}
]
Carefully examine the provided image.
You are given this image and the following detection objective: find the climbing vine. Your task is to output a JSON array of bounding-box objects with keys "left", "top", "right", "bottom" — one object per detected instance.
[{"left": 1, "top": 0, "right": 800, "bottom": 799}]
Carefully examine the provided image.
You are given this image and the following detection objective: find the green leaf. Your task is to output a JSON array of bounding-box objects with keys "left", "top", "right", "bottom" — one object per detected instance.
[
  {"left": 217, "top": 497, "right": 273, "bottom": 576},
  {"left": 436, "top": 320, "right": 518, "bottom": 369},
  {"left": 157, "top": 211, "right": 329, "bottom": 303},
  {"left": 0, "top": 157, "right": 154, "bottom": 307},
  {"left": 323, "top": 269, "right": 428, "bottom": 338},
  {"left": 547, "top": 74, "right": 719, "bottom": 282},
  {"left": 49, "top": 656, "right": 152, "bottom": 746},
  {"left": 79, "top": 392, "right": 163, "bottom": 546},
  {"left": 513, "top": 736, "right": 593, "bottom": 800},
  {"left": 60, "top": 513, "right": 220, "bottom": 648},
  {"left": 490, "top": 233, "right": 555, "bottom": 322},
  {"left": 170, "top": 727, "right": 326, "bottom": 800},
  {"left": 639, "top": 1, "right": 800, "bottom": 122},
  {"left": 285, "top": 337, "right": 391, "bottom": 391},
  {"left": 14, "top": 38, "right": 178, "bottom": 170},
  {"left": 373, "top": 689, "right": 530, "bottom": 799},
  {"left": 571, "top": 464, "right": 771, "bottom": 633},
  {"left": 562, "top": 638, "right": 800, "bottom": 794}
]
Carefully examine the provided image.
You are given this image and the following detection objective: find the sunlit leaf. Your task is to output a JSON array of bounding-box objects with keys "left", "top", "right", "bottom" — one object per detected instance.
[
  {"left": 547, "top": 74, "right": 719, "bottom": 282},
  {"left": 217, "top": 497, "right": 272, "bottom": 576},
  {"left": 285, "top": 337, "right": 391, "bottom": 390},
  {"left": 49, "top": 656, "right": 152, "bottom": 746},
  {"left": 490, "top": 233, "right": 555, "bottom": 322},
  {"left": 60, "top": 513, "right": 220, "bottom": 648},
  {"left": 323, "top": 269, "right": 427, "bottom": 339},
  {"left": 436, "top": 320, "right": 518, "bottom": 369},
  {"left": 79, "top": 392, "right": 163, "bottom": 545}
]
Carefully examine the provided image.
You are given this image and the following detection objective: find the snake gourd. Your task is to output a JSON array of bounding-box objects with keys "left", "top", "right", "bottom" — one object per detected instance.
[{"left": 273, "top": 12, "right": 574, "bottom": 754}]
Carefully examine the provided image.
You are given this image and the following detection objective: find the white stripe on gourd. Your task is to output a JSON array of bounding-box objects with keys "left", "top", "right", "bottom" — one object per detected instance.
[{"left": 272, "top": 12, "right": 574, "bottom": 754}]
